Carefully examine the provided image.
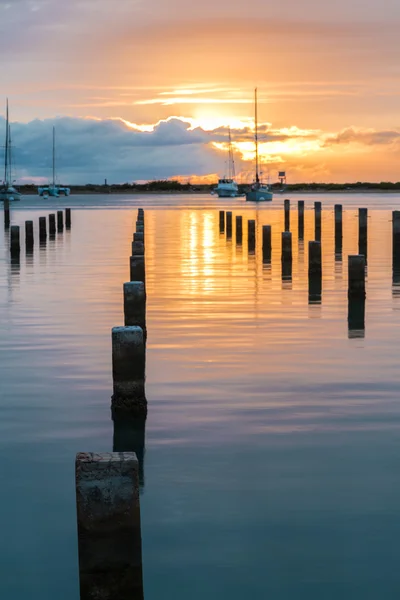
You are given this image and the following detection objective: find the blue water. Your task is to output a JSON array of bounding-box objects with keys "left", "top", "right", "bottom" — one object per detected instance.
[{"left": 1, "top": 193, "right": 400, "bottom": 599}]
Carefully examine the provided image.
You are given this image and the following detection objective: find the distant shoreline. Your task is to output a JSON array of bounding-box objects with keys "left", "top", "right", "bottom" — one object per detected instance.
[{"left": 18, "top": 188, "right": 400, "bottom": 196}]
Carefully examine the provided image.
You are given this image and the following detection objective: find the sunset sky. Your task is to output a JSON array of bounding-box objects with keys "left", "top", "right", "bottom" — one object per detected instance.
[{"left": 1, "top": 0, "right": 400, "bottom": 183}]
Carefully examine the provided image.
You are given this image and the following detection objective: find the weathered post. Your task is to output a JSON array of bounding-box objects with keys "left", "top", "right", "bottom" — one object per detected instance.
[
  {"left": 49, "top": 213, "right": 56, "bottom": 236},
  {"left": 348, "top": 255, "right": 366, "bottom": 332},
  {"left": 130, "top": 255, "right": 145, "bottom": 284},
  {"left": 334, "top": 204, "right": 343, "bottom": 257},
  {"left": 358, "top": 208, "right": 368, "bottom": 261},
  {"left": 226, "top": 211, "right": 232, "bottom": 239},
  {"left": 262, "top": 225, "right": 272, "bottom": 263},
  {"left": 39, "top": 216, "right": 47, "bottom": 243},
  {"left": 219, "top": 210, "right": 225, "bottom": 233},
  {"left": 235, "top": 215, "right": 243, "bottom": 245},
  {"left": 25, "top": 221, "right": 34, "bottom": 251},
  {"left": 392, "top": 211, "right": 400, "bottom": 268},
  {"left": 57, "top": 210, "right": 63, "bottom": 232},
  {"left": 75, "top": 452, "right": 144, "bottom": 600},
  {"left": 284, "top": 199, "right": 290, "bottom": 232},
  {"left": 308, "top": 240, "right": 322, "bottom": 303},
  {"left": 133, "top": 232, "right": 144, "bottom": 244},
  {"left": 314, "top": 201, "right": 322, "bottom": 242},
  {"left": 113, "top": 418, "right": 146, "bottom": 488},
  {"left": 65, "top": 208, "right": 71, "bottom": 229},
  {"left": 111, "top": 326, "right": 147, "bottom": 417},
  {"left": 124, "top": 282, "right": 146, "bottom": 331},
  {"left": 136, "top": 221, "right": 144, "bottom": 233},
  {"left": 4, "top": 198, "right": 10, "bottom": 229},
  {"left": 10, "top": 225, "right": 20, "bottom": 255},
  {"left": 248, "top": 219, "right": 256, "bottom": 252},
  {"left": 281, "top": 231, "right": 292, "bottom": 279},
  {"left": 298, "top": 200, "right": 304, "bottom": 240},
  {"left": 131, "top": 240, "right": 145, "bottom": 256}
]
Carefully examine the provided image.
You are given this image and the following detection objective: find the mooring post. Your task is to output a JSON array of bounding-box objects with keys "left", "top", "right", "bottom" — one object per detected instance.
[
  {"left": 112, "top": 326, "right": 147, "bottom": 417},
  {"left": 65, "top": 208, "right": 71, "bottom": 229},
  {"left": 226, "top": 211, "right": 232, "bottom": 239},
  {"left": 48, "top": 213, "right": 56, "bottom": 236},
  {"left": 236, "top": 215, "right": 243, "bottom": 245},
  {"left": 358, "top": 208, "right": 368, "bottom": 261},
  {"left": 298, "top": 200, "right": 304, "bottom": 240},
  {"left": 348, "top": 255, "right": 366, "bottom": 331},
  {"left": 262, "top": 225, "right": 272, "bottom": 262},
  {"left": 334, "top": 204, "right": 343, "bottom": 256},
  {"left": 130, "top": 255, "right": 145, "bottom": 284},
  {"left": 314, "top": 201, "right": 322, "bottom": 242},
  {"left": 284, "top": 199, "right": 290, "bottom": 232},
  {"left": 248, "top": 219, "right": 256, "bottom": 252},
  {"left": 308, "top": 240, "right": 322, "bottom": 302},
  {"left": 57, "top": 210, "right": 63, "bottom": 232},
  {"left": 133, "top": 232, "right": 144, "bottom": 244},
  {"left": 281, "top": 231, "right": 292, "bottom": 279},
  {"left": 136, "top": 220, "right": 144, "bottom": 231},
  {"left": 113, "top": 418, "right": 146, "bottom": 488},
  {"left": 219, "top": 210, "right": 225, "bottom": 233},
  {"left": 392, "top": 211, "right": 400, "bottom": 269},
  {"left": 124, "top": 282, "right": 146, "bottom": 331},
  {"left": 39, "top": 216, "right": 47, "bottom": 243},
  {"left": 25, "top": 221, "right": 34, "bottom": 251},
  {"left": 4, "top": 198, "right": 10, "bottom": 229},
  {"left": 132, "top": 240, "right": 145, "bottom": 256},
  {"left": 75, "top": 452, "right": 144, "bottom": 600},
  {"left": 10, "top": 225, "right": 20, "bottom": 255}
]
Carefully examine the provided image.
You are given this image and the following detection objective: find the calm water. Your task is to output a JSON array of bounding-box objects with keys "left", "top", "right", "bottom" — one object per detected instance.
[{"left": 1, "top": 193, "right": 400, "bottom": 599}]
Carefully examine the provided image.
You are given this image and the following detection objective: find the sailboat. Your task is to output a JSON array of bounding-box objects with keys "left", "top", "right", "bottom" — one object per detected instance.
[
  {"left": 38, "top": 126, "right": 70, "bottom": 198},
  {"left": 0, "top": 99, "right": 21, "bottom": 202},
  {"left": 214, "top": 128, "right": 240, "bottom": 198},
  {"left": 246, "top": 88, "right": 273, "bottom": 202}
]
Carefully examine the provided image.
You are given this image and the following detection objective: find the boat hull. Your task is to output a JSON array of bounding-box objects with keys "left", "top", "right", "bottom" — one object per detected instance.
[
  {"left": 246, "top": 189, "right": 273, "bottom": 202},
  {"left": 217, "top": 189, "right": 240, "bottom": 198},
  {"left": 0, "top": 189, "right": 21, "bottom": 202}
]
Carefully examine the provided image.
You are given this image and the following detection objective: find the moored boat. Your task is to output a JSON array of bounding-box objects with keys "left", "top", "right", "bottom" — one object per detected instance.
[
  {"left": 38, "top": 126, "right": 70, "bottom": 198},
  {"left": 214, "top": 128, "right": 240, "bottom": 198},
  {"left": 0, "top": 100, "right": 21, "bottom": 202},
  {"left": 246, "top": 88, "right": 273, "bottom": 203}
]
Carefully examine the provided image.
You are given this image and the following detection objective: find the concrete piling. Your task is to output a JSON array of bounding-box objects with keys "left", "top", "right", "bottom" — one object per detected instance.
[
  {"left": 75, "top": 452, "right": 144, "bottom": 600},
  {"left": 281, "top": 231, "right": 292, "bottom": 279},
  {"left": 25, "top": 221, "right": 34, "bottom": 250},
  {"left": 113, "top": 418, "right": 146, "bottom": 488},
  {"left": 65, "top": 208, "right": 71, "bottom": 229},
  {"left": 130, "top": 255, "right": 145, "bottom": 284},
  {"left": 334, "top": 204, "right": 343, "bottom": 256},
  {"left": 219, "top": 210, "right": 225, "bottom": 233},
  {"left": 348, "top": 255, "right": 366, "bottom": 332},
  {"left": 226, "top": 211, "right": 232, "bottom": 239},
  {"left": 10, "top": 225, "right": 20, "bottom": 255},
  {"left": 4, "top": 199, "right": 10, "bottom": 229},
  {"left": 235, "top": 215, "right": 243, "bottom": 245},
  {"left": 248, "top": 219, "right": 256, "bottom": 252},
  {"left": 262, "top": 225, "right": 272, "bottom": 262},
  {"left": 298, "top": 200, "right": 304, "bottom": 240},
  {"left": 39, "top": 216, "right": 47, "bottom": 242},
  {"left": 314, "top": 201, "right": 322, "bottom": 242},
  {"left": 358, "top": 208, "right": 368, "bottom": 261},
  {"left": 124, "top": 282, "right": 146, "bottom": 331},
  {"left": 284, "top": 199, "right": 290, "bottom": 232},
  {"left": 308, "top": 240, "right": 322, "bottom": 302},
  {"left": 49, "top": 213, "right": 56, "bottom": 236},
  {"left": 112, "top": 326, "right": 147, "bottom": 417},
  {"left": 57, "top": 210, "right": 63, "bottom": 232}
]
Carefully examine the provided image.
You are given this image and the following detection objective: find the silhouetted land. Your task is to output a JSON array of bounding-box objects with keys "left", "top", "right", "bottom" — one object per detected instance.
[{"left": 17, "top": 180, "right": 400, "bottom": 195}]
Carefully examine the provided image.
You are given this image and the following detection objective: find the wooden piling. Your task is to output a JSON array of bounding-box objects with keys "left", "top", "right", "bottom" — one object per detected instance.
[
  {"left": 113, "top": 418, "right": 146, "bottom": 488},
  {"left": 49, "top": 213, "right": 56, "bottom": 236},
  {"left": 132, "top": 240, "right": 145, "bottom": 256},
  {"left": 235, "top": 215, "right": 243, "bottom": 245},
  {"left": 334, "top": 204, "right": 343, "bottom": 256},
  {"left": 130, "top": 255, "right": 145, "bottom": 284},
  {"left": 314, "top": 201, "right": 322, "bottom": 242},
  {"left": 262, "top": 225, "right": 272, "bottom": 262},
  {"left": 111, "top": 326, "right": 147, "bottom": 417},
  {"left": 298, "top": 200, "right": 304, "bottom": 240},
  {"left": 358, "top": 208, "right": 368, "bottom": 260},
  {"left": 39, "top": 216, "right": 47, "bottom": 242},
  {"left": 10, "top": 225, "right": 20, "bottom": 254},
  {"left": 226, "top": 211, "right": 232, "bottom": 239},
  {"left": 348, "top": 255, "right": 366, "bottom": 331},
  {"left": 392, "top": 211, "right": 400, "bottom": 268},
  {"left": 75, "top": 452, "right": 144, "bottom": 600},
  {"left": 219, "top": 210, "right": 225, "bottom": 233},
  {"left": 4, "top": 198, "right": 10, "bottom": 229},
  {"left": 248, "top": 219, "right": 256, "bottom": 252},
  {"left": 281, "top": 231, "right": 292, "bottom": 279},
  {"left": 124, "top": 282, "right": 146, "bottom": 331},
  {"left": 57, "top": 210, "right": 63, "bottom": 232},
  {"left": 25, "top": 221, "right": 34, "bottom": 250},
  {"left": 65, "top": 208, "right": 71, "bottom": 229},
  {"left": 133, "top": 232, "right": 144, "bottom": 244},
  {"left": 308, "top": 240, "right": 322, "bottom": 302},
  {"left": 284, "top": 199, "right": 290, "bottom": 232}
]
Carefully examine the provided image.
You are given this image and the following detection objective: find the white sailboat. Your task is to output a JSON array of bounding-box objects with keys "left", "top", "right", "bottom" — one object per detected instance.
[
  {"left": 246, "top": 88, "right": 273, "bottom": 202},
  {"left": 0, "top": 99, "right": 21, "bottom": 202},
  {"left": 38, "top": 126, "right": 70, "bottom": 198},
  {"left": 214, "top": 128, "right": 240, "bottom": 198}
]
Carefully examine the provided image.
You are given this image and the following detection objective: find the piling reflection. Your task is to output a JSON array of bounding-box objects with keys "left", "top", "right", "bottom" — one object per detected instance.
[
  {"left": 113, "top": 415, "right": 146, "bottom": 490},
  {"left": 348, "top": 299, "right": 365, "bottom": 337}
]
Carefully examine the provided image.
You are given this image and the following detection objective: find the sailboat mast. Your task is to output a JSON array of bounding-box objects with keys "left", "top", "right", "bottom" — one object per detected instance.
[
  {"left": 8, "top": 124, "right": 12, "bottom": 184},
  {"left": 255, "top": 88, "right": 259, "bottom": 184},
  {"left": 52, "top": 126, "right": 55, "bottom": 187},
  {"left": 4, "top": 99, "right": 9, "bottom": 184},
  {"left": 228, "top": 127, "right": 232, "bottom": 179}
]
